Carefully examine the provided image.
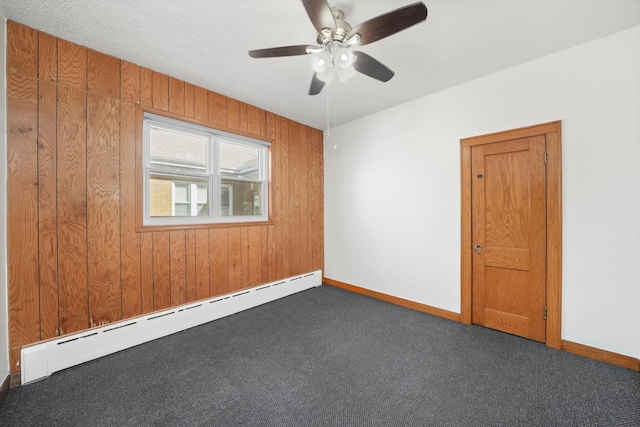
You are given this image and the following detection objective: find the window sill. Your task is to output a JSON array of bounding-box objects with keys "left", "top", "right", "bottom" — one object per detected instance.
[{"left": 137, "top": 219, "right": 275, "bottom": 233}]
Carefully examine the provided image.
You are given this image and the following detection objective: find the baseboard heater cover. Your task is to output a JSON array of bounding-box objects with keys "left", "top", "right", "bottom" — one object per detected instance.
[{"left": 21, "top": 271, "right": 322, "bottom": 384}]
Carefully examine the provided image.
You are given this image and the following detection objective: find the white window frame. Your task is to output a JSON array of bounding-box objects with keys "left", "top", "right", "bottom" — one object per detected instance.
[
  {"left": 171, "top": 181, "right": 207, "bottom": 217},
  {"left": 143, "top": 112, "right": 269, "bottom": 226},
  {"left": 220, "top": 184, "right": 233, "bottom": 216}
]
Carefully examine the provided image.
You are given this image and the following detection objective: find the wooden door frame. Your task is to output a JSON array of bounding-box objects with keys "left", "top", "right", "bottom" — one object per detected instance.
[{"left": 460, "top": 121, "right": 562, "bottom": 349}]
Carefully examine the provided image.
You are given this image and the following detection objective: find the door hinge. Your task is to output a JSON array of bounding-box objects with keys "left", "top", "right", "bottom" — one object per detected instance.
[
  {"left": 544, "top": 305, "right": 548, "bottom": 320},
  {"left": 544, "top": 152, "right": 548, "bottom": 164}
]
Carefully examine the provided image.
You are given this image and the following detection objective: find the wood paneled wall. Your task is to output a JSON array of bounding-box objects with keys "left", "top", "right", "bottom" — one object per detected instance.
[{"left": 6, "top": 21, "right": 324, "bottom": 373}]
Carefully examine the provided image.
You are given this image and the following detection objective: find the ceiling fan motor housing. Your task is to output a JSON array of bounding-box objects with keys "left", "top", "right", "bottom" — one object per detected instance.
[{"left": 316, "top": 8, "right": 353, "bottom": 46}]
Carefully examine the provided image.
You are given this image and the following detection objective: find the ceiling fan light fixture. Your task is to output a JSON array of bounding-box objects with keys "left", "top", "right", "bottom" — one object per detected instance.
[
  {"left": 248, "top": 1, "right": 428, "bottom": 96},
  {"left": 316, "top": 68, "right": 334, "bottom": 84},
  {"left": 336, "top": 48, "right": 355, "bottom": 69},
  {"left": 312, "top": 51, "right": 334, "bottom": 83},
  {"left": 311, "top": 51, "right": 331, "bottom": 73},
  {"left": 338, "top": 65, "right": 356, "bottom": 82}
]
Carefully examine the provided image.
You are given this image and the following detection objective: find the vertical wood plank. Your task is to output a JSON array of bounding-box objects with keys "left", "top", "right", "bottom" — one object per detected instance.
[
  {"left": 241, "top": 228, "right": 250, "bottom": 289},
  {"left": 170, "top": 231, "right": 186, "bottom": 306},
  {"left": 195, "top": 230, "right": 211, "bottom": 300},
  {"left": 194, "top": 86, "right": 208, "bottom": 123},
  {"left": 226, "top": 98, "right": 240, "bottom": 130},
  {"left": 120, "top": 101, "right": 141, "bottom": 318},
  {"left": 57, "top": 86, "right": 88, "bottom": 334},
  {"left": 239, "top": 103, "right": 248, "bottom": 133},
  {"left": 208, "top": 91, "right": 227, "bottom": 127},
  {"left": 152, "top": 72, "right": 169, "bottom": 111},
  {"left": 87, "top": 94, "right": 121, "bottom": 326},
  {"left": 210, "top": 229, "right": 229, "bottom": 296},
  {"left": 267, "top": 113, "right": 280, "bottom": 281},
  {"left": 140, "top": 67, "right": 153, "bottom": 108},
  {"left": 266, "top": 112, "right": 276, "bottom": 140},
  {"left": 311, "top": 128, "right": 324, "bottom": 272},
  {"left": 38, "top": 32, "right": 58, "bottom": 82},
  {"left": 140, "top": 233, "right": 155, "bottom": 314},
  {"left": 7, "top": 21, "right": 38, "bottom": 78},
  {"left": 153, "top": 232, "right": 171, "bottom": 310},
  {"left": 272, "top": 118, "right": 282, "bottom": 279},
  {"left": 267, "top": 225, "right": 277, "bottom": 282},
  {"left": 288, "top": 121, "right": 301, "bottom": 276},
  {"left": 268, "top": 115, "right": 280, "bottom": 280},
  {"left": 169, "top": 77, "right": 185, "bottom": 116},
  {"left": 121, "top": 61, "right": 140, "bottom": 104},
  {"left": 261, "top": 226, "right": 269, "bottom": 284},
  {"left": 87, "top": 50, "right": 120, "bottom": 98},
  {"left": 279, "top": 117, "right": 291, "bottom": 278},
  {"left": 228, "top": 228, "right": 242, "bottom": 292},
  {"left": 185, "top": 230, "right": 197, "bottom": 302},
  {"left": 38, "top": 80, "right": 59, "bottom": 340},
  {"left": 7, "top": 74, "right": 39, "bottom": 371},
  {"left": 184, "top": 83, "right": 195, "bottom": 119},
  {"left": 58, "top": 39, "right": 87, "bottom": 90},
  {"left": 299, "top": 126, "right": 311, "bottom": 273},
  {"left": 247, "top": 227, "right": 262, "bottom": 287},
  {"left": 247, "top": 105, "right": 266, "bottom": 137}
]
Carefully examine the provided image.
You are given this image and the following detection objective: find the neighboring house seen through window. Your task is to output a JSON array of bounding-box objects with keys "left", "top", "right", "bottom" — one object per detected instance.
[{"left": 143, "top": 113, "right": 269, "bottom": 226}]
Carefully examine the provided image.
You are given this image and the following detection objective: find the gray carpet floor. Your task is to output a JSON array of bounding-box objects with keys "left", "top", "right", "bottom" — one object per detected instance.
[{"left": 0, "top": 285, "right": 638, "bottom": 426}]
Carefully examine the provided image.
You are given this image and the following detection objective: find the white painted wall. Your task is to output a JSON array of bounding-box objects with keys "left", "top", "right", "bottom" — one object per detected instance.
[
  {"left": 324, "top": 26, "right": 640, "bottom": 359},
  {"left": 0, "top": 14, "right": 10, "bottom": 379}
]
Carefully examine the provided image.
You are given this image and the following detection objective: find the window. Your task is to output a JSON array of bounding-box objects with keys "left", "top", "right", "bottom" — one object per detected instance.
[{"left": 143, "top": 113, "right": 269, "bottom": 226}]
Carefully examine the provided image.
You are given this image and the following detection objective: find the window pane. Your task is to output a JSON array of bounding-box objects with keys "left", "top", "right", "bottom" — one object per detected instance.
[
  {"left": 221, "top": 186, "right": 232, "bottom": 216},
  {"left": 174, "top": 183, "right": 190, "bottom": 203},
  {"left": 144, "top": 113, "right": 269, "bottom": 226},
  {"left": 220, "top": 179, "right": 262, "bottom": 216},
  {"left": 220, "top": 141, "right": 260, "bottom": 179},
  {"left": 149, "top": 177, "right": 174, "bottom": 217},
  {"left": 174, "top": 203, "right": 190, "bottom": 216},
  {"left": 150, "top": 127, "right": 207, "bottom": 172},
  {"left": 149, "top": 174, "right": 209, "bottom": 217}
]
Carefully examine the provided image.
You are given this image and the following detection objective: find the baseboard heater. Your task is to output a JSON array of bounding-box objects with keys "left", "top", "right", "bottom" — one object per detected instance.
[{"left": 21, "top": 270, "right": 322, "bottom": 385}]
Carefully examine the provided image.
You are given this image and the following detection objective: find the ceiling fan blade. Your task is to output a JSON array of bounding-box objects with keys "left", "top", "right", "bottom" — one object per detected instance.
[
  {"left": 301, "top": 0, "right": 336, "bottom": 34},
  {"left": 348, "top": 2, "right": 427, "bottom": 46},
  {"left": 352, "top": 52, "right": 395, "bottom": 82},
  {"left": 249, "top": 45, "right": 316, "bottom": 58},
  {"left": 309, "top": 72, "right": 326, "bottom": 95}
]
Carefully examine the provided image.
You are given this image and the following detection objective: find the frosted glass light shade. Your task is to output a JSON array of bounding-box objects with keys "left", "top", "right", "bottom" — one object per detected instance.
[
  {"left": 312, "top": 52, "right": 331, "bottom": 73},
  {"left": 336, "top": 49, "right": 354, "bottom": 69}
]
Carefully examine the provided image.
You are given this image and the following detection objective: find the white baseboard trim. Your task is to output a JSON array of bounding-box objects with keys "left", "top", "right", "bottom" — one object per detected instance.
[{"left": 21, "top": 271, "right": 322, "bottom": 384}]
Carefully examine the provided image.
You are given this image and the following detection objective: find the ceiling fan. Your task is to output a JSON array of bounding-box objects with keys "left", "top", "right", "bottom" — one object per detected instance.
[{"left": 248, "top": 1, "right": 428, "bottom": 96}]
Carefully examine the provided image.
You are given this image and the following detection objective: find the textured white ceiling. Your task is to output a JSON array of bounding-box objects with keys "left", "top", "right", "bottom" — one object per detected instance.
[{"left": 1, "top": 0, "right": 639, "bottom": 130}]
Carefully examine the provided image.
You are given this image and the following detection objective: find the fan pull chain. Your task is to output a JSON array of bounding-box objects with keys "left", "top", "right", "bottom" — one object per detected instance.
[
  {"left": 326, "top": 73, "right": 331, "bottom": 139},
  {"left": 326, "top": 68, "right": 338, "bottom": 149}
]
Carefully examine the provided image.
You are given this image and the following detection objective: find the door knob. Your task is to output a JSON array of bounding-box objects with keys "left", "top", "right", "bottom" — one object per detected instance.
[{"left": 474, "top": 244, "right": 482, "bottom": 254}]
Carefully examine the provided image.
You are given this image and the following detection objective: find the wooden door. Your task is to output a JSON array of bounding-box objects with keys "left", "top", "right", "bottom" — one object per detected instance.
[{"left": 471, "top": 136, "right": 546, "bottom": 342}]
